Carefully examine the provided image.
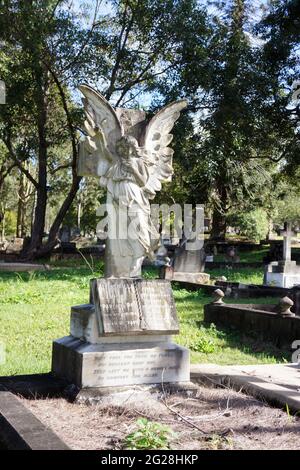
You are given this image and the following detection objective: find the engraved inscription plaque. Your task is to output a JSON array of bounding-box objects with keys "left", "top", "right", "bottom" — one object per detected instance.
[
  {"left": 52, "top": 337, "right": 190, "bottom": 388},
  {"left": 136, "top": 280, "right": 178, "bottom": 331},
  {"left": 82, "top": 345, "right": 188, "bottom": 387},
  {"left": 91, "top": 279, "right": 140, "bottom": 334},
  {"left": 90, "top": 278, "right": 179, "bottom": 336}
]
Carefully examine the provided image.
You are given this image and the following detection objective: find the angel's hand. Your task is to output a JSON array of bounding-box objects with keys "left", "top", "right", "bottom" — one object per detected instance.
[{"left": 122, "top": 160, "right": 133, "bottom": 171}]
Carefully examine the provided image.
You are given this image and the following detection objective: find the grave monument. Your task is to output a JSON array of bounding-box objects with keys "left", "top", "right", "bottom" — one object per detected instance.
[
  {"left": 52, "top": 85, "right": 190, "bottom": 388},
  {"left": 164, "top": 234, "right": 210, "bottom": 284},
  {"left": 264, "top": 222, "right": 300, "bottom": 288}
]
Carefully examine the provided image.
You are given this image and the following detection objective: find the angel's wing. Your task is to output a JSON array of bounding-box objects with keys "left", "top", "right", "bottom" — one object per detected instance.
[
  {"left": 141, "top": 100, "right": 187, "bottom": 198},
  {"left": 79, "top": 84, "right": 123, "bottom": 161}
]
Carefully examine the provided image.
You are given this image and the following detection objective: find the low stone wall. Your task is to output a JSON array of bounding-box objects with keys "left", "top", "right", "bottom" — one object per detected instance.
[
  {"left": 0, "top": 391, "right": 69, "bottom": 450},
  {"left": 204, "top": 303, "right": 300, "bottom": 348},
  {"left": 168, "top": 278, "right": 294, "bottom": 298},
  {"left": 0, "top": 262, "right": 50, "bottom": 272},
  {"left": 205, "top": 241, "right": 261, "bottom": 253}
]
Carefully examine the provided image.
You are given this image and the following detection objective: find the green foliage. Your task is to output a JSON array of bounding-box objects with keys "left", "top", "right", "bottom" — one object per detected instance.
[
  {"left": 2, "top": 209, "right": 17, "bottom": 237},
  {"left": 123, "top": 418, "right": 176, "bottom": 450},
  {"left": 179, "top": 322, "right": 216, "bottom": 353},
  {"left": 274, "top": 194, "right": 300, "bottom": 226},
  {"left": 227, "top": 208, "right": 269, "bottom": 242},
  {"left": 205, "top": 433, "right": 234, "bottom": 450},
  {"left": 0, "top": 0, "right": 299, "bottom": 246}
]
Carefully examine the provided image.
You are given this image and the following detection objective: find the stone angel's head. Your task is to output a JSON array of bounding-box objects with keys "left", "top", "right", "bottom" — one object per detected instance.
[{"left": 116, "top": 136, "right": 142, "bottom": 160}]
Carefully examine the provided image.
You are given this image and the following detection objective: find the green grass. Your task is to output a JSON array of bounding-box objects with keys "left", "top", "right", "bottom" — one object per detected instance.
[
  {"left": 208, "top": 266, "right": 264, "bottom": 284},
  {"left": 0, "top": 266, "right": 289, "bottom": 377},
  {"left": 213, "top": 247, "right": 269, "bottom": 263},
  {"left": 213, "top": 245, "right": 300, "bottom": 264},
  {"left": 0, "top": 268, "right": 98, "bottom": 376}
]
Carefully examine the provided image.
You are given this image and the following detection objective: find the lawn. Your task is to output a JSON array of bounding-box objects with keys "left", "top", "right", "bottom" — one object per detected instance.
[
  {"left": 0, "top": 265, "right": 289, "bottom": 377},
  {"left": 208, "top": 266, "right": 264, "bottom": 284},
  {"left": 213, "top": 246, "right": 269, "bottom": 263}
]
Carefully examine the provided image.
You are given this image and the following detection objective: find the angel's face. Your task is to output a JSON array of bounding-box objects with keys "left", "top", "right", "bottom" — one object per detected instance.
[{"left": 117, "top": 136, "right": 139, "bottom": 159}]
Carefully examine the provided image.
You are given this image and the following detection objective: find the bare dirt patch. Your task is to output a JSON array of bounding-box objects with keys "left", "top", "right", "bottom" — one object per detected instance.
[{"left": 21, "top": 384, "right": 300, "bottom": 450}]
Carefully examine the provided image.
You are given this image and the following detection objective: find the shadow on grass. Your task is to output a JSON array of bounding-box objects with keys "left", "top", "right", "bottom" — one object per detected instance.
[{"left": 201, "top": 320, "right": 290, "bottom": 363}]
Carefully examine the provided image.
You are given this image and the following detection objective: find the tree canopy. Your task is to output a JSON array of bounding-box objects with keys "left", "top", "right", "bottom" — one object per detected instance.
[{"left": 0, "top": 0, "right": 299, "bottom": 252}]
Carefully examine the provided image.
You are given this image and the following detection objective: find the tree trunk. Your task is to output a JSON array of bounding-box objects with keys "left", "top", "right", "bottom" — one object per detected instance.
[
  {"left": 16, "top": 172, "right": 27, "bottom": 238},
  {"left": 31, "top": 176, "right": 82, "bottom": 258},
  {"left": 210, "top": 182, "right": 228, "bottom": 241},
  {"left": 22, "top": 77, "right": 48, "bottom": 259},
  {"left": 210, "top": 208, "right": 227, "bottom": 241},
  {"left": 27, "top": 66, "right": 83, "bottom": 260},
  {"left": 0, "top": 204, "right": 5, "bottom": 242},
  {"left": 16, "top": 197, "right": 22, "bottom": 238}
]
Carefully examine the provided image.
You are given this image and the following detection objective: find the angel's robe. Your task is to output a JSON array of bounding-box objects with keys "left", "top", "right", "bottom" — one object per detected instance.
[
  {"left": 106, "top": 157, "right": 149, "bottom": 212},
  {"left": 104, "top": 157, "right": 159, "bottom": 277}
]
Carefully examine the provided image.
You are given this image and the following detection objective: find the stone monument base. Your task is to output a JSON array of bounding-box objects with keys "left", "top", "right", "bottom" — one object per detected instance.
[
  {"left": 52, "top": 336, "right": 189, "bottom": 388},
  {"left": 163, "top": 266, "right": 210, "bottom": 284},
  {"left": 265, "top": 261, "right": 300, "bottom": 288},
  {"left": 51, "top": 278, "right": 190, "bottom": 389}
]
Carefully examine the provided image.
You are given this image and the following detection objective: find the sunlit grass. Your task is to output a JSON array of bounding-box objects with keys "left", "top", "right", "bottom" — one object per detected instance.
[{"left": 208, "top": 266, "right": 264, "bottom": 284}]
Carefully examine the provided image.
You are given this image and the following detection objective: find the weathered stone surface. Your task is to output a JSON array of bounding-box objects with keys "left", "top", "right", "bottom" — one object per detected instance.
[
  {"left": 71, "top": 304, "right": 172, "bottom": 344},
  {"left": 164, "top": 268, "right": 210, "bottom": 285},
  {"left": 204, "top": 302, "right": 300, "bottom": 347},
  {"left": 71, "top": 304, "right": 99, "bottom": 343},
  {"left": 0, "top": 262, "right": 49, "bottom": 272},
  {"left": 265, "top": 222, "right": 300, "bottom": 287},
  {"left": 0, "top": 392, "right": 69, "bottom": 450},
  {"left": 191, "top": 363, "right": 300, "bottom": 414},
  {"left": 265, "top": 261, "right": 300, "bottom": 288},
  {"left": 52, "top": 336, "right": 190, "bottom": 388},
  {"left": 90, "top": 278, "right": 179, "bottom": 335},
  {"left": 75, "top": 381, "right": 198, "bottom": 405},
  {"left": 173, "top": 242, "right": 206, "bottom": 274},
  {"left": 78, "top": 84, "right": 187, "bottom": 278},
  {"left": 115, "top": 108, "right": 146, "bottom": 141},
  {"left": 5, "top": 238, "right": 24, "bottom": 254}
]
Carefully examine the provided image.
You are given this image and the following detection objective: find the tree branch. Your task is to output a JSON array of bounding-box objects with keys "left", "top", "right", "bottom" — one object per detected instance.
[
  {"left": 105, "top": 3, "right": 135, "bottom": 100},
  {"left": 115, "top": 61, "right": 177, "bottom": 106},
  {"left": 45, "top": 64, "right": 78, "bottom": 174},
  {"left": 63, "top": 0, "right": 101, "bottom": 73},
  {"left": 1, "top": 136, "right": 39, "bottom": 189},
  {"left": 51, "top": 162, "right": 71, "bottom": 174}
]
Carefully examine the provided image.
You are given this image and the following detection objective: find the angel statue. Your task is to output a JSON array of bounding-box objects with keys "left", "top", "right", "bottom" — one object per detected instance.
[{"left": 78, "top": 84, "right": 187, "bottom": 278}]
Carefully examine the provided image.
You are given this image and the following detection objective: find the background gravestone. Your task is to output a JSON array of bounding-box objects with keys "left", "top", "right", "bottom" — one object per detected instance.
[
  {"left": 264, "top": 222, "right": 300, "bottom": 288},
  {"left": 164, "top": 236, "right": 210, "bottom": 284},
  {"left": 5, "top": 238, "right": 24, "bottom": 254}
]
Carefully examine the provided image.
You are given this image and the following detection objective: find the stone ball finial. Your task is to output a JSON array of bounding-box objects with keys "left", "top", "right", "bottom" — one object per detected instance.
[
  {"left": 277, "top": 296, "right": 295, "bottom": 317},
  {"left": 212, "top": 289, "right": 225, "bottom": 304}
]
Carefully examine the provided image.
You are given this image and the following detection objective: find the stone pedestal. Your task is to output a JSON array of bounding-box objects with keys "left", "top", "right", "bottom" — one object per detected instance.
[
  {"left": 52, "top": 279, "right": 190, "bottom": 389},
  {"left": 53, "top": 337, "right": 189, "bottom": 388},
  {"left": 264, "top": 261, "right": 300, "bottom": 288}
]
